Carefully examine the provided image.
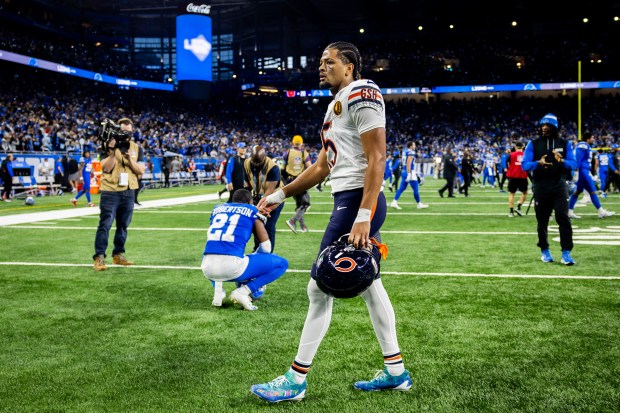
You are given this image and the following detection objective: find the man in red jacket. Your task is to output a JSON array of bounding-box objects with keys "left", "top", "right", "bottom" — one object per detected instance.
[{"left": 506, "top": 141, "right": 529, "bottom": 217}]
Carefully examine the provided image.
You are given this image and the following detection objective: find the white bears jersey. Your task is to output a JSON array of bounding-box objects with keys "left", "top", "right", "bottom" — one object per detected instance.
[{"left": 320, "top": 79, "right": 385, "bottom": 194}]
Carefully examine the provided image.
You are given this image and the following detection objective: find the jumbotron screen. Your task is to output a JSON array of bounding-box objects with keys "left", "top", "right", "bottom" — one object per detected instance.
[{"left": 176, "top": 14, "right": 213, "bottom": 81}]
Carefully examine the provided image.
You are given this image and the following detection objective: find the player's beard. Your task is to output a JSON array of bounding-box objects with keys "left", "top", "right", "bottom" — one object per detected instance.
[{"left": 319, "top": 79, "right": 331, "bottom": 89}]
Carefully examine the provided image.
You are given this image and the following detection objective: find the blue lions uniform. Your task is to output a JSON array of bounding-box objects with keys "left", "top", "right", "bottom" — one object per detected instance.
[
  {"left": 393, "top": 147, "right": 423, "bottom": 204},
  {"left": 568, "top": 140, "right": 604, "bottom": 210},
  {"left": 597, "top": 151, "right": 610, "bottom": 194},
  {"left": 482, "top": 151, "right": 496, "bottom": 187},
  {"left": 201, "top": 201, "right": 288, "bottom": 302},
  {"left": 73, "top": 157, "right": 93, "bottom": 205},
  {"left": 204, "top": 203, "right": 259, "bottom": 257},
  {"left": 81, "top": 158, "right": 92, "bottom": 190}
]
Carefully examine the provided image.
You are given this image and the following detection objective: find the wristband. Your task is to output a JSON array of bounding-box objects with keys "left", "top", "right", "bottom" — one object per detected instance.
[
  {"left": 265, "top": 189, "right": 286, "bottom": 205},
  {"left": 354, "top": 208, "right": 372, "bottom": 223},
  {"left": 256, "top": 240, "right": 272, "bottom": 254}
]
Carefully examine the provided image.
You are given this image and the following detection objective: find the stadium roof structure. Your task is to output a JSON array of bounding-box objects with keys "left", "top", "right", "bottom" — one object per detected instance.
[
  {"left": 27, "top": 0, "right": 620, "bottom": 42},
  {"left": 7, "top": 0, "right": 620, "bottom": 92}
]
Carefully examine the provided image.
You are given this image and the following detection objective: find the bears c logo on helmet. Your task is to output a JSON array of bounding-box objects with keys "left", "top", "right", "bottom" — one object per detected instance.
[
  {"left": 334, "top": 257, "right": 357, "bottom": 273},
  {"left": 314, "top": 236, "right": 380, "bottom": 298}
]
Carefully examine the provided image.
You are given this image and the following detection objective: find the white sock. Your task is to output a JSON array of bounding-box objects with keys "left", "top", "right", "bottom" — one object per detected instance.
[
  {"left": 386, "top": 364, "right": 406, "bottom": 376},
  {"left": 236, "top": 285, "right": 251, "bottom": 295},
  {"left": 288, "top": 369, "right": 306, "bottom": 384}
]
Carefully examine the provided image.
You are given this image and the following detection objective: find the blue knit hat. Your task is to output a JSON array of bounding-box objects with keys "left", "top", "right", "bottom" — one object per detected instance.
[{"left": 539, "top": 113, "right": 558, "bottom": 128}]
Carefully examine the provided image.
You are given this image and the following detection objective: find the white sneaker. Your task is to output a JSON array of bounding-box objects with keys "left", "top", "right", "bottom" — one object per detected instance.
[
  {"left": 212, "top": 282, "right": 226, "bottom": 307},
  {"left": 417, "top": 203, "right": 428, "bottom": 209},
  {"left": 285, "top": 219, "right": 298, "bottom": 234},
  {"left": 598, "top": 209, "right": 616, "bottom": 219},
  {"left": 230, "top": 288, "right": 257, "bottom": 311},
  {"left": 568, "top": 210, "right": 581, "bottom": 219},
  {"left": 390, "top": 200, "right": 402, "bottom": 210}
]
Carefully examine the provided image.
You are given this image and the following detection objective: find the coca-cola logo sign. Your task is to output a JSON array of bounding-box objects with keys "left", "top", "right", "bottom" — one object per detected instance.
[{"left": 186, "top": 3, "right": 211, "bottom": 15}]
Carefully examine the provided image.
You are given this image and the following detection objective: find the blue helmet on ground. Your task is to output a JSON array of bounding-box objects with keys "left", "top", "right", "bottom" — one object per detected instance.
[
  {"left": 539, "top": 113, "right": 558, "bottom": 128},
  {"left": 24, "top": 196, "right": 35, "bottom": 206},
  {"left": 315, "top": 236, "right": 380, "bottom": 298}
]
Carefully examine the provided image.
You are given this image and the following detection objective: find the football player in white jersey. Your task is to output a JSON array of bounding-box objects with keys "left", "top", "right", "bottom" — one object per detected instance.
[{"left": 252, "top": 41, "right": 411, "bottom": 403}]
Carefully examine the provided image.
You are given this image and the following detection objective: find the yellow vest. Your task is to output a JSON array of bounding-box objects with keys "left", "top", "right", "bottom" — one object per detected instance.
[
  {"left": 244, "top": 156, "right": 283, "bottom": 196},
  {"left": 100, "top": 141, "right": 140, "bottom": 191},
  {"left": 285, "top": 147, "right": 309, "bottom": 178}
]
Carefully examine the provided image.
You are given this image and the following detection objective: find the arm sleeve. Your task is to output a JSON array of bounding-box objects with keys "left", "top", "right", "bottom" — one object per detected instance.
[{"left": 521, "top": 141, "right": 538, "bottom": 172}]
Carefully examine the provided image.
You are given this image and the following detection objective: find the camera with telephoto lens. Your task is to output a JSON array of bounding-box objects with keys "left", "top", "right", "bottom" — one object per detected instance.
[{"left": 98, "top": 119, "right": 132, "bottom": 154}]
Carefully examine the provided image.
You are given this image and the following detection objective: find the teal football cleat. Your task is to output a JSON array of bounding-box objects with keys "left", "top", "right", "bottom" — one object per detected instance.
[
  {"left": 354, "top": 368, "right": 412, "bottom": 391},
  {"left": 250, "top": 371, "right": 306, "bottom": 403}
]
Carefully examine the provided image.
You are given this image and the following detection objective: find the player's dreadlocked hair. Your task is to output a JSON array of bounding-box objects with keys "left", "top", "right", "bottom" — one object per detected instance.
[{"left": 326, "top": 41, "right": 362, "bottom": 80}]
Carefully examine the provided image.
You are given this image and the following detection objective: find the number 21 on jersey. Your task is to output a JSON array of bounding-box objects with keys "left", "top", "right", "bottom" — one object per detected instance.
[{"left": 208, "top": 213, "right": 240, "bottom": 242}]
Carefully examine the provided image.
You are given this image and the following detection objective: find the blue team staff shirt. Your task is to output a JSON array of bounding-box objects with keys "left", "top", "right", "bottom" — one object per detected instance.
[{"left": 204, "top": 202, "right": 259, "bottom": 258}]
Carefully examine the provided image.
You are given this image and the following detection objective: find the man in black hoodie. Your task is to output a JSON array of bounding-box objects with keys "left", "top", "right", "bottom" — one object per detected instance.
[{"left": 522, "top": 113, "right": 578, "bottom": 265}]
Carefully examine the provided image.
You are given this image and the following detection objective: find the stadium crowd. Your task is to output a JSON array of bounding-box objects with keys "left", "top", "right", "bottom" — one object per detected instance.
[{"left": 2, "top": 68, "right": 619, "bottom": 170}]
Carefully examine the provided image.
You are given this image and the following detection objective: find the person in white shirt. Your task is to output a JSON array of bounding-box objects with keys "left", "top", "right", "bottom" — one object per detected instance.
[{"left": 251, "top": 41, "right": 411, "bottom": 403}]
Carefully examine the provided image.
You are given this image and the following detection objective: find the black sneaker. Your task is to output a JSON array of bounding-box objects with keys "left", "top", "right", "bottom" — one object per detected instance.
[{"left": 514, "top": 209, "right": 523, "bottom": 216}]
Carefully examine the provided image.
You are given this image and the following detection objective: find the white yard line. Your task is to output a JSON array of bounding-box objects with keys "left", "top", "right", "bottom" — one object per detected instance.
[
  {"left": 0, "top": 261, "right": 617, "bottom": 280},
  {"left": 3, "top": 225, "right": 539, "bottom": 235}
]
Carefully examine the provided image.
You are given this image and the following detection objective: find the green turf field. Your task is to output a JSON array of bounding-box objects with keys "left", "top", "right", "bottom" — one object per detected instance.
[{"left": 1, "top": 180, "right": 619, "bottom": 412}]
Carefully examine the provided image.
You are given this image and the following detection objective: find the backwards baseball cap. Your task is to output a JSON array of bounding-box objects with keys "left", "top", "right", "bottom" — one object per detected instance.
[
  {"left": 292, "top": 135, "right": 303, "bottom": 145},
  {"left": 237, "top": 142, "right": 246, "bottom": 149},
  {"left": 539, "top": 113, "right": 559, "bottom": 128}
]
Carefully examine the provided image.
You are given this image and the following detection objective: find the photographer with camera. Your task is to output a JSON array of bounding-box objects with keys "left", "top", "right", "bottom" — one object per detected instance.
[
  {"left": 93, "top": 118, "right": 145, "bottom": 271},
  {"left": 243, "top": 145, "right": 284, "bottom": 253}
]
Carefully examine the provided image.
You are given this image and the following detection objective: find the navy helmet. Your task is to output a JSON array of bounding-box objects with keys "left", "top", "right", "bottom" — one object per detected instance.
[
  {"left": 315, "top": 236, "right": 380, "bottom": 298},
  {"left": 539, "top": 113, "right": 558, "bottom": 128}
]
